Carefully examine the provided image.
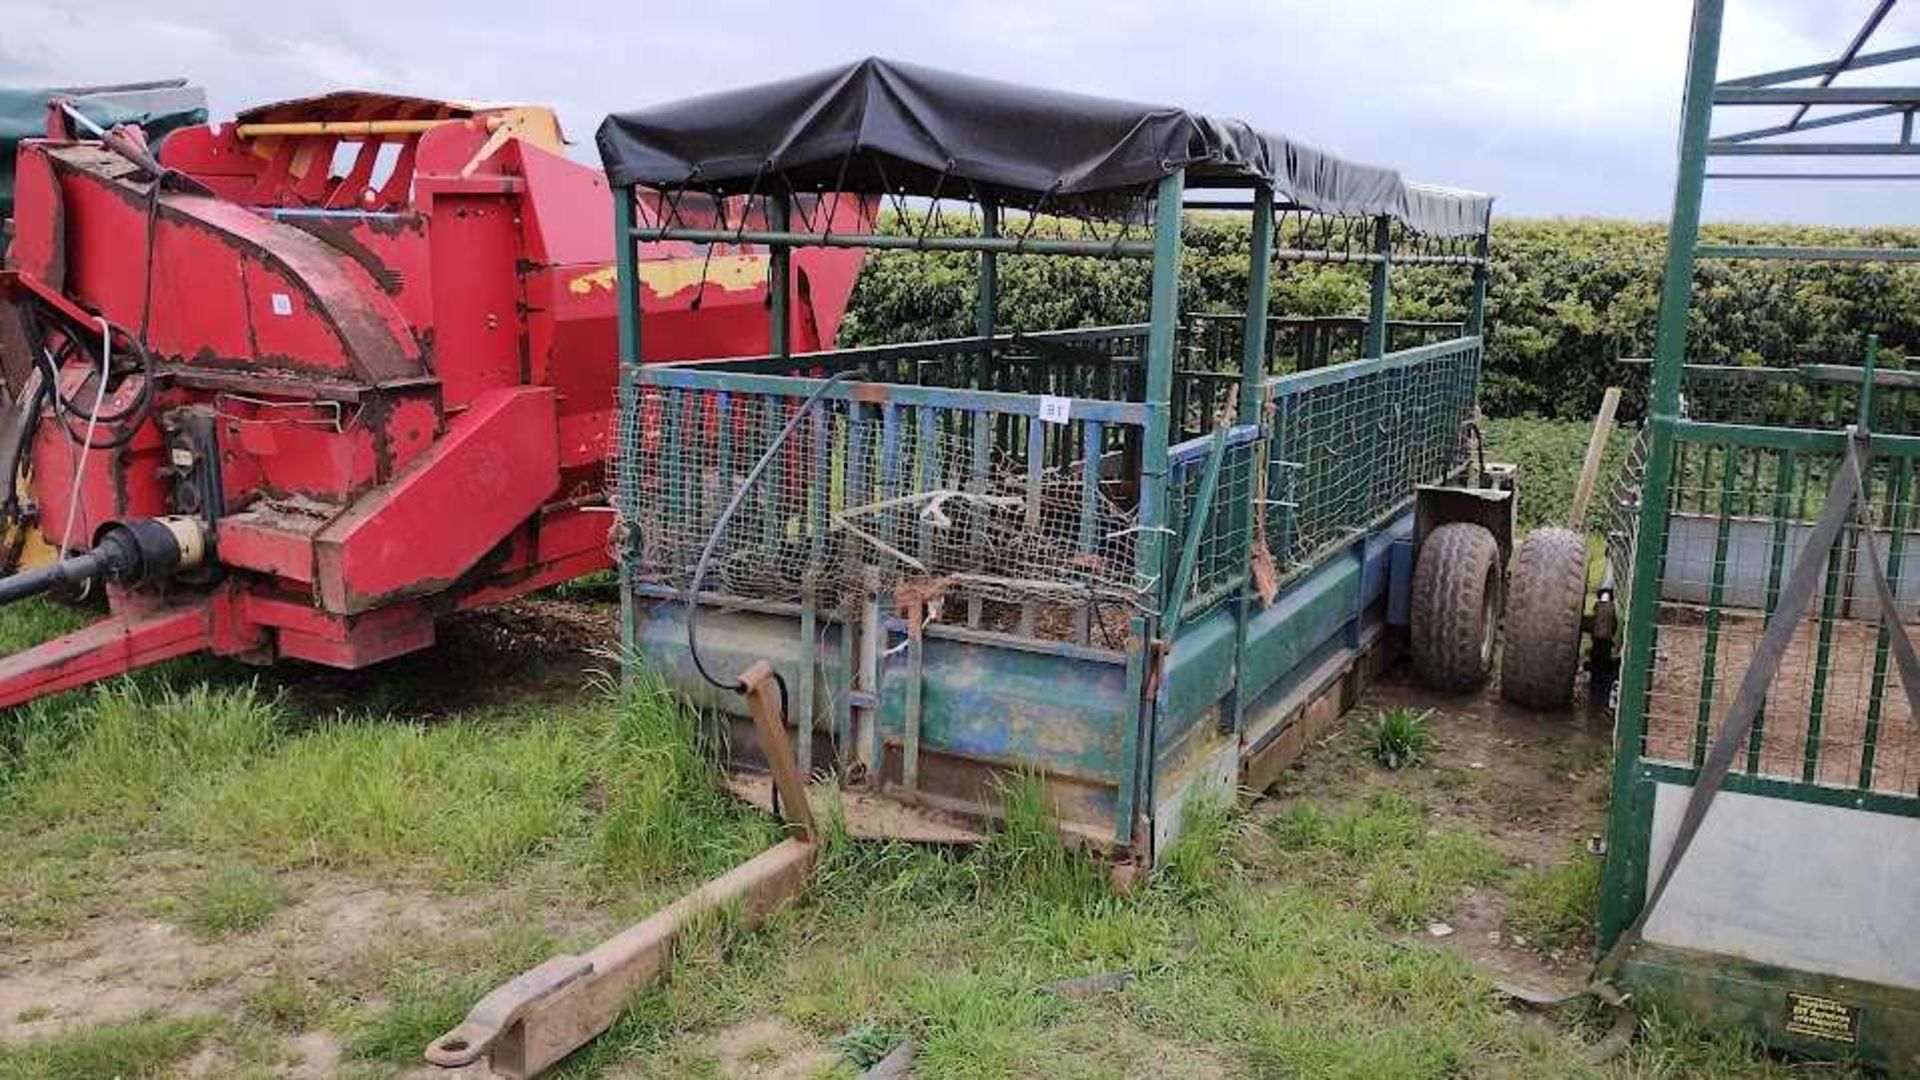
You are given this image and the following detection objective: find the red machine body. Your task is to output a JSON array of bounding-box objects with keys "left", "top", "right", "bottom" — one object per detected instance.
[{"left": 0, "top": 93, "right": 870, "bottom": 705}]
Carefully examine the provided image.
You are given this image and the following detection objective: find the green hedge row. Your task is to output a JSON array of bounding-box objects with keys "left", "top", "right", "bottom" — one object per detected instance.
[{"left": 837, "top": 217, "right": 1920, "bottom": 420}]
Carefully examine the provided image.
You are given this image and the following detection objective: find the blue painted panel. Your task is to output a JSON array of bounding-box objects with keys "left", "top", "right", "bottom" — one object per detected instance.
[
  {"left": 629, "top": 601, "right": 840, "bottom": 719},
  {"left": 877, "top": 634, "right": 1132, "bottom": 782},
  {"left": 1156, "top": 606, "right": 1237, "bottom": 751},
  {"left": 1242, "top": 558, "right": 1359, "bottom": 705},
  {"left": 1387, "top": 538, "right": 1415, "bottom": 626}
]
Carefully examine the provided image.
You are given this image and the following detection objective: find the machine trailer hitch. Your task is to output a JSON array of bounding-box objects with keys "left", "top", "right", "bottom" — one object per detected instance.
[{"left": 426, "top": 660, "right": 818, "bottom": 1079}]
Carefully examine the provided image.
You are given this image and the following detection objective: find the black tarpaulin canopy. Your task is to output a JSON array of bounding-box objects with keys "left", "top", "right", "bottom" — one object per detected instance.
[{"left": 597, "top": 58, "right": 1492, "bottom": 237}]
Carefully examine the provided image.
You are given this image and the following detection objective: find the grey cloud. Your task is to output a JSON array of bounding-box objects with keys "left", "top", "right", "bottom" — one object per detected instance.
[{"left": 4, "top": 0, "right": 1918, "bottom": 223}]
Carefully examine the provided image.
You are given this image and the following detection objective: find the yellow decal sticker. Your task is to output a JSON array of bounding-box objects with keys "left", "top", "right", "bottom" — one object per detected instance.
[
  {"left": 1781, "top": 992, "right": 1860, "bottom": 1044},
  {"left": 567, "top": 254, "right": 770, "bottom": 298}
]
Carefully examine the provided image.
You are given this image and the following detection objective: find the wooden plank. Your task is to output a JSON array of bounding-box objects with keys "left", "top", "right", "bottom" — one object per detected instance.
[{"left": 1570, "top": 386, "right": 1623, "bottom": 529}]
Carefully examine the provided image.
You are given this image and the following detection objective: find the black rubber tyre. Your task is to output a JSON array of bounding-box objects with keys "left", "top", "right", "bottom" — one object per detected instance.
[
  {"left": 1501, "top": 526, "right": 1589, "bottom": 710},
  {"left": 1411, "top": 522, "right": 1502, "bottom": 693}
]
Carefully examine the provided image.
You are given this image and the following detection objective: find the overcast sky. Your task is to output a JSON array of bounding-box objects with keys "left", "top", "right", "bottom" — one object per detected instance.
[{"left": 7, "top": 0, "right": 1920, "bottom": 224}]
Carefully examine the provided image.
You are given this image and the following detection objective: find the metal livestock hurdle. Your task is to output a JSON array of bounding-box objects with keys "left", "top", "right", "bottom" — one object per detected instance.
[
  {"left": 1597, "top": 2, "right": 1920, "bottom": 1069},
  {"left": 604, "top": 60, "right": 1494, "bottom": 861}
]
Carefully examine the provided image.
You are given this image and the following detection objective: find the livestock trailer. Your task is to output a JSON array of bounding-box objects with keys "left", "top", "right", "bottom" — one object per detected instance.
[
  {"left": 1598, "top": 1, "right": 1920, "bottom": 1070},
  {"left": 605, "top": 59, "right": 1499, "bottom": 863}
]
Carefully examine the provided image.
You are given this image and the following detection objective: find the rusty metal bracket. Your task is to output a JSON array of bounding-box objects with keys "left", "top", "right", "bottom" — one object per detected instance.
[
  {"left": 426, "top": 657, "right": 819, "bottom": 1078},
  {"left": 737, "top": 658, "right": 816, "bottom": 841},
  {"left": 422, "top": 955, "right": 593, "bottom": 1069}
]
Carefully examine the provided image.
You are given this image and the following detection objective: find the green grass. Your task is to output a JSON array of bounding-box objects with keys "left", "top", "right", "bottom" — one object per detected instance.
[
  {"left": 347, "top": 963, "right": 500, "bottom": 1064},
  {"left": 1507, "top": 845, "right": 1604, "bottom": 951},
  {"left": 1480, "top": 416, "right": 1626, "bottom": 533},
  {"left": 592, "top": 671, "right": 783, "bottom": 882},
  {"left": 0, "top": 596, "right": 1869, "bottom": 1079},
  {"left": 242, "top": 969, "right": 328, "bottom": 1032},
  {"left": 174, "top": 711, "right": 590, "bottom": 877},
  {"left": 10, "top": 682, "right": 282, "bottom": 830},
  {"left": 184, "top": 864, "right": 287, "bottom": 939},
  {"left": 1266, "top": 792, "right": 1507, "bottom": 929},
  {"left": 1366, "top": 706, "right": 1435, "bottom": 771},
  {"left": 0, "top": 1014, "right": 216, "bottom": 1080}
]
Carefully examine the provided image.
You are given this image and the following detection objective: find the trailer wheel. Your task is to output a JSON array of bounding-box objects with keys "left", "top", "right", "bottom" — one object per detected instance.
[
  {"left": 1411, "top": 523, "right": 1502, "bottom": 692},
  {"left": 1501, "top": 527, "right": 1589, "bottom": 710}
]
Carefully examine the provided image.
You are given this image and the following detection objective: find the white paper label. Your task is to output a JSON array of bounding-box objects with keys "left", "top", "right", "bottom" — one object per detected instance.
[
  {"left": 1037, "top": 395, "right": 1071, "bottom": 425},
  {"left": 270, "top": 293, "right": 293, "bottom": 316}
]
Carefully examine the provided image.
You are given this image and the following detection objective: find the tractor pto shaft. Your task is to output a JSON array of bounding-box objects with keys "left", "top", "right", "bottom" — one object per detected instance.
[{"left": 0, "top": 516, "right": 205, "bottom": 607}]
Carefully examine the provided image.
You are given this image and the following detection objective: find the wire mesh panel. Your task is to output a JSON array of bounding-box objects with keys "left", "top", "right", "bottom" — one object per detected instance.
[
  {"left": 1165, "top": 426, "right": 1261, "bottom": 624},
  {"left": 1617, "top": 429, "right": 1920, "bottom": 796},
  {"left": 615, "top": 374, "right": 1151, "bottom": 638},
  {"left": 1263, "top": 338, "right": 1479, "bottom": 578},
  {"left": 1680, "top": 365, "right": 1920, "bottom": 436}
]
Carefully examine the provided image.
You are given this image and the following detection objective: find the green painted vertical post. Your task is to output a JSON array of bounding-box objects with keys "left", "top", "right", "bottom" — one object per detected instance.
[
  {"left": 770, "top": 195, "right": 791, "bottom": 360},
  {"left": 1466, "top": 230, "right": 1491, "bottom": 338},
  {"left": 1122, "top": 170, "right": 1184, "bottom": 853},
  {"left": 979, "top": 202, "right": 1000, "bottom": 341},
  {"left": 1364, "top": 216, "right": 1391, "bottom": 359},
  {"left": 1240, "top": 186, "right": 1275, "bottom": 423},
  {"left": 1138, "top": 170, "right": 1187, "bottom": 608},
  {"left": 1235, "top": 186, "right": 1276, "bottom": 740},
  {"left": 1861, "top": 456, "right": 1911, "bottom": 789},
  {"left": 1599, "top": 0, "right": 1724, "bottom": 952},
  {"left": 614, "top": 186, "right": 641, "bottom": 686},
  {"left": 1860, "top": 333, "right": 1881, "bottom": 429}
]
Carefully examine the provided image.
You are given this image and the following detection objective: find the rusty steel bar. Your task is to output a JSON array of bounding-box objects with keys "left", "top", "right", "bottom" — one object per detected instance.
[{"left": 426, "top": 661, "right": 817, "bottom": 1078}]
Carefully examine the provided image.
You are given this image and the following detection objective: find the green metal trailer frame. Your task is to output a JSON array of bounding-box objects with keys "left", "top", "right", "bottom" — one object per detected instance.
[
  {"left": 1599, "top": 2, "right": 1920, "bottom": 1070},
  {"left": 610, "top": 112, "right": 1493, "bottom": 863}
]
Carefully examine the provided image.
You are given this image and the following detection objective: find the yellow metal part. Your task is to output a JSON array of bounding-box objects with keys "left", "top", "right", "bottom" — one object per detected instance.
[
  {"left": 457, "top": 107, "right": 566, "bottom": 176},
  {"left": 2, "top": 469, "right": 54, "bottom": 574},
  {"left": 234, "top": 119, "right": 461, "bottom": 138},
  {"left": 233, "top": 107, "right": 564, "bottom": 154},
  {"left": 568, "top": 254, "right": 770, "bottom": 299}
]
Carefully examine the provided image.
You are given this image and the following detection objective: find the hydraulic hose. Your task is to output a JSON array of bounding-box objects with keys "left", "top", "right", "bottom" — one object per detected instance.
[
  {"left": 682, "top": 369, "right": 853, "bottom": 798},
  {"left": 685, "top": 369, "right": 854, "bottom": 696}
]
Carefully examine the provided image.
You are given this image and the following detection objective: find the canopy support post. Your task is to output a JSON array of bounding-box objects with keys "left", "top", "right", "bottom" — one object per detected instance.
[
  {"left": 770, "top": 194, "right": 791, "bottom": 359},
  {"left": 1599, "top": 0, "right": 1724, "bottom": 951},
  {"left": 1364, "top": 215, "right": 1391, "bottom": 358},
  {"left": 614, "top": 186, "right": 641, "bottom": 689},
  {"left": 1138, "top": 170, "right": 1186, "bottom": 613},
  {"left": 1239, "top": 185, "right": 1275, "bottom": 423},
  {"left": 978, "top": 201, "right": 999, "bottom": 341},
  {"left": 1466, "top": 231, "right": 1491, "bottom": 338}
]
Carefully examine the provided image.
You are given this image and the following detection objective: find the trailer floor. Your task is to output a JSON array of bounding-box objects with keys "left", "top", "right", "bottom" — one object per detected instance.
[{"left": 0, "top": 596, "right": 1869, "bottom": 1079}]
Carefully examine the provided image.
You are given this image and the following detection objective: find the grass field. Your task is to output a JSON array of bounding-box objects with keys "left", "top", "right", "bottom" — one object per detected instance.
[{"left": 0, "top": 420, "right": 1870, "bottom": 1078}]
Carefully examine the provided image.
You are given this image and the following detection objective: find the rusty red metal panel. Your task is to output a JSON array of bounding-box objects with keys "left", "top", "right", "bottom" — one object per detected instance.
[
  {"left": 0, "top": 94, "right": 874, "bottom": 710},
  {"left": 426, "top": 192, "right": 526, "bottom": 408},
  {"left": 5, "top": 146, "right": 66, "bottom": 286},
  {"left": 0, "top": 600, "right": 213, "bottom": 708},
  {"left": 312, "top": 386, "right": 559, "bottom": 614},
  {"left": 216, "top": 512, "right": 319, "bottom": 583}
]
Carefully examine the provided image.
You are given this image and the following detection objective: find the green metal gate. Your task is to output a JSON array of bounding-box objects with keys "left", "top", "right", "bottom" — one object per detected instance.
[{"left": 1599, "top": 2, "right": 1920, "bottom": 1069}]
